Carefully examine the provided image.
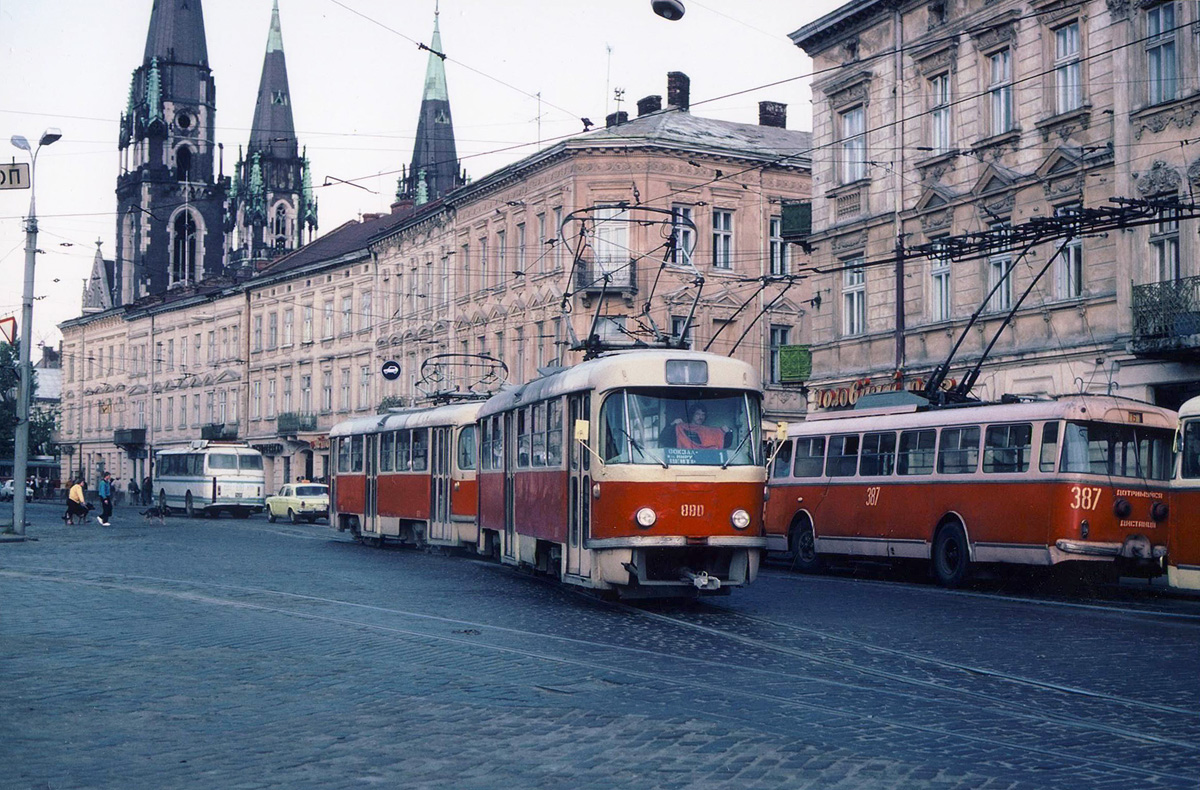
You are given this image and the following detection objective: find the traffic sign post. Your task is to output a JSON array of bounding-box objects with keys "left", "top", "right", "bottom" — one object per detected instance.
[{"left": 0, "top": 162, "right": 31, "bottom": 190}]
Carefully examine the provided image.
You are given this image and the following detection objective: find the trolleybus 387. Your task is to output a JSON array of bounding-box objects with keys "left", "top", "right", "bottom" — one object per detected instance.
[
  {"left": 1169, "top": 395, "right": 1200, "bottom": 591},
  {"left": 766, "top": 394, "right": 1176, "bottom": 586}
]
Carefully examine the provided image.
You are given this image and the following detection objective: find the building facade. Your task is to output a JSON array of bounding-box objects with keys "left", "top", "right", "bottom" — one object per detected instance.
[{"left": 791, "top": 0, "right": 1199, "bottom": 411}]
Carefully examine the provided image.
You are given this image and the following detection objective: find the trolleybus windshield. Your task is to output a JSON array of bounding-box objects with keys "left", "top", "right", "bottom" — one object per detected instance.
[
  {"left": 601, "top": 388, "right": 761, "bottom": 467},
  {"left": 1059, "top": 421, "right": 1174, "bottom": 480},
  {"left": 1182, "top": 419, "right": 1200, "bottom": 479}
]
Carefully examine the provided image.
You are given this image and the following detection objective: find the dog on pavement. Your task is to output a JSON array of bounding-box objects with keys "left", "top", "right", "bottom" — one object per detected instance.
[{"left": 140, "top": 506, "right": 167, "bottom": 525}]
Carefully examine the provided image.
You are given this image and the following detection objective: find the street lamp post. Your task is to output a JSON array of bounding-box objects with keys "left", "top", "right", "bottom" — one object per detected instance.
[{"left": 10, "top": 128, "right": 61, "bottom": 535}]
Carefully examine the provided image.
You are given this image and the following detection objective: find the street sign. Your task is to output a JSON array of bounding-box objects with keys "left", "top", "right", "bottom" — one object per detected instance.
[
  {"left": 381, "top": 360, "right": 401, "bottom": 380},
  {"left": 0, "top": 162, "right": 31, "bottom": 190}
]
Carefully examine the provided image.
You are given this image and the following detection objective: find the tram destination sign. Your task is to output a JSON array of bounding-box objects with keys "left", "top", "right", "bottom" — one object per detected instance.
[
  {"left": 0, "top": 162, "right": 31, "bottom": 190},
  {"left": 381, "top": 360, "right": 401, "bottom": 381}
]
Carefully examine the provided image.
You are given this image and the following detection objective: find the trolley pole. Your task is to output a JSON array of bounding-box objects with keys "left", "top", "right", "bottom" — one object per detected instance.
[
  {"left": 893, "top": 233, "right": 907, "bottom": 373},
  {"left": 9, "top": 129, "right": 61, "bottom": 536}
]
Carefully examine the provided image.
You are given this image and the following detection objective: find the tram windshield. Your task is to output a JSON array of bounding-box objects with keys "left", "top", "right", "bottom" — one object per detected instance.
[
  {"left": 1059, "top": 420, "right": 1174, "bottom": 480},
  {"left": 600, "top": 388, "right": 762, "bottom": 466}
]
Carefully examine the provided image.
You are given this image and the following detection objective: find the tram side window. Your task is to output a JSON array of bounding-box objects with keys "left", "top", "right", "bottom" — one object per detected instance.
[
  {"left": 337, "top": 438, "right": 351, "bottom": 473},
  {"left": 380, "top": 431, "right": 394, "bottom": 472},
  {"left": 1039, "top": 422, "right": 1059, "bottom": 472},
  {"left": 480, "top": 419, "right": 495, "bottom": 471},
  {"left": 395, "top": 430, "right": 411, "bottom": 471},
  {"left": 602, "top": 393, "right": 628, "bottom": 463},
  {"left": 826, "top": 435, "right": 860, "bottom": 477},
  {"left": 490, "top": 418, "right": 503, "bottom": 470},
  {"left": 937, "top": 427, "right": 980, "bottom": 474},
  {"left": 411, "top": 429, "right": 429, "bottom": 472},
  {"left": 983, "top": 423, "right": 1032, "bottom": 473},
  {"left": 772, "top": 439, "right": 793, "bottom": 479},
  {"left": 793, "top": 437, "right": 826, "bottom": 477},
  {"left": 532, "top": 402, "right": 547, "bottom": 466},
  {"left": 546, "top": 399, "right": 564, "bottom": 466},
  {"left": 897, "top": 430, "right": 935, "bottom": 475},
  {"left": 517, "top": 407, "right": 531, "bottom": 468},
  {"left": 351, "top": 435, "right": 364, "bottom": 473},
  {"left": 1183, "top": 421, "right": 1200, "bottom": 479},
  {"left": 457, "top": 425, "right": 477, "bottom": 471},
  {"left": 860, "top": 432, "right": 897, "bottom": 476}
]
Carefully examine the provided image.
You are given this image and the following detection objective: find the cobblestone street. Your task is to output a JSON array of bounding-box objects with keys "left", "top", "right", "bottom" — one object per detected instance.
[{"left": 2, "top": 502, "right": 1198, "bottom": 790}]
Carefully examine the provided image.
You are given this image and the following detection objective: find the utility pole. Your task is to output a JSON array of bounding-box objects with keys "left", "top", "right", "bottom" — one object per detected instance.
[
  {"left": 894, "top": 233, "right": 906, "bottom": 373},
  {"left": 9, "top": 129, "right": 61, "bottom": 536}
]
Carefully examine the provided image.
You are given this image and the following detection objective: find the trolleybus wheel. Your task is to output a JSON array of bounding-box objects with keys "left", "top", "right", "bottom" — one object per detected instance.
[
  {"left": 790, "top": 519, "right": 822, "bottom": 573},
  {"left": 932, "top": 523, "right": 970, "bottom": 588},
  {"left": 185, "top": 493, "right": 195, "bottom": 519},
  {"left": 288, "top": 509, "right": 298, "bottom": 524}
]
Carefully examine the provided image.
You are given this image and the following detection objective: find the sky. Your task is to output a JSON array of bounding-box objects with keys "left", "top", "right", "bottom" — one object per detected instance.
[{"left": 0, "top": 0, "right": 843, "bottom": 352}]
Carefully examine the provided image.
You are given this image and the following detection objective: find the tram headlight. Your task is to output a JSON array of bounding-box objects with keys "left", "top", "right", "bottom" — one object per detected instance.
[
  {"left": 1113, "top": 498, "right": 1132, "bottom": 518},
  {"left": 731, "top": 509, "right": 751, "bottom": 530},
  {"left": 1152, "top": 502, "right": 1169, "bottom": 522},
  {"left": 635, "top": 507, "right": 657, "bottom": 528}
]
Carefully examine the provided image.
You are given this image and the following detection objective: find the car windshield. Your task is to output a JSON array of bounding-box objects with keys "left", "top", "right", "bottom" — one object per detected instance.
[
  {"left": 295, "top": 486, "right": 327, "bottom": 497},
  {"left": 1060, "top": 420, "right": 1174, "bottom": 480},
  {"left": 599, "top": 388, "right": 761, "bottom": 466}
]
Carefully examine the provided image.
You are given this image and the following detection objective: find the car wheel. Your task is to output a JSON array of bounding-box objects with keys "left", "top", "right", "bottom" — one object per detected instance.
[
  {"left": 288, "top": 509, "right": 298, "bottom": 524},
  {"left": 267, "top": 508, "right": 276, "bottom": 523}
]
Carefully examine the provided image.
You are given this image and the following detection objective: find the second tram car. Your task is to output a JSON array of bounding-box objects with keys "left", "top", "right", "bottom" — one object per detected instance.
[
  {"left": 766, "top": 395, "right": 1176, "bottom": 586},
  {"left": 330, "top": 350, "right": 767, "bottom": 597},
  {"left": 331, "top": 401, "right": 482, "bottom": 550},
  {"left": 1168, "top": 396, "right": 1200, "bottom": 591}
]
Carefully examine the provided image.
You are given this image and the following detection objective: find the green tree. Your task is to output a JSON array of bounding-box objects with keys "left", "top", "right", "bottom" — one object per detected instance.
[{"left": 0, "top": 341, "right": 49, "bottom": 459}]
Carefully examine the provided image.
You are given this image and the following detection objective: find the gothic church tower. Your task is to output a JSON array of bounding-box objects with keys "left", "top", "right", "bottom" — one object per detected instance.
[
  {"left": 116, "top": 0, "right": 229, "bottom": 303},
  {"left": 397, "top": 9, "right": 466, "bottom": 205},
  {"left": 229, "top": 0, "right": 317, "bottom": 269}
]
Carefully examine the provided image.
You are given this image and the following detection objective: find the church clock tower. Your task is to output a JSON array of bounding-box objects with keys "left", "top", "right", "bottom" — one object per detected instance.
[{"left": 116, "top": 0, "right": 230, "bottom": 303}]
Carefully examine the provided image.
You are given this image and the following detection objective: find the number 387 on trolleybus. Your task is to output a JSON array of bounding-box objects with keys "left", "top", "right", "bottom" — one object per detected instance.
[
  {"left": 330, "top": 350, "right": 768, "bottom": 598},
  {"left": 765, "top": 394, "right": 1176, "bottom": 586}
]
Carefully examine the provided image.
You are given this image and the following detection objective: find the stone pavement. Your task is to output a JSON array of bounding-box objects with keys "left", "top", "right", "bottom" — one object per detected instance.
[{"left": 1, "top": 501, "right": 1197, "bottom": 789}]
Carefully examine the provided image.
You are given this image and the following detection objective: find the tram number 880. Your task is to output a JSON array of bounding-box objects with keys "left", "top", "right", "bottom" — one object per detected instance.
[{"left": 680, "top": 504, "right": 706, "bottom": 517}]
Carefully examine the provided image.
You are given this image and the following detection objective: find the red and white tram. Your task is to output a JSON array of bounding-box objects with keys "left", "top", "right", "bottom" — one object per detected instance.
[
  {"left": 330, "top": 349, "right": 767, "bottom": 597},
  {"left": 331, "top": 401, "right": 482, "bottom": 550},
  {"left": 765, "top": 394, "right": 1177, "bottom": 586},
  {"left": 1168, "top": 396, "right": 1200, "bottom": 591}
]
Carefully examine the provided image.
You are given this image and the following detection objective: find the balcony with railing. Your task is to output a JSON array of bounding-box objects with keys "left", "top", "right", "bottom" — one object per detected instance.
[
  {"left": 276, "top": 412, "right": 318, "bottom": 436},
  {"left": 1132, "top": 275, "right": 1200, "bottom": 357},
  {"left": 574, "top": 256, "right": 636, "bottom": 294}
]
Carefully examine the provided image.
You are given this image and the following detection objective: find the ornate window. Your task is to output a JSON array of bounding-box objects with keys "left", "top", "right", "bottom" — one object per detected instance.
[
  {"left": 1054, "top": 22, "right": 1082, "bottom": 114},
  {"left": 170, "top": 211, "right": 198, "bottom": 285},
  {"left": 1054, "top": 204, "right": 1083, "bottom": 299},
  {"left": 1146, "top": 3, "right": 1177, "bottom": 105},
  {"left": 929, "top": 74, "right": 952, "bottom": 154},
  {"left": 930, "top": 239, "right": 952, "bottom": 321},
  {"left": 988, "top": 49, "right": 1013, "bottom": 136},
  {"left": 712, "top": 209, "right": 733, "bottom": 269},
  {"left": 769, "top": 216, "right": 789, "bottom": 275},
  {"left": 1151, "top": 209, "right": 1180, "bottom": 281},
  {"left": 839, "top": 106, "right": 867, "bottom": 183},
  {"left": 842, "top": 260, "right": 866, "bottom": 336}
]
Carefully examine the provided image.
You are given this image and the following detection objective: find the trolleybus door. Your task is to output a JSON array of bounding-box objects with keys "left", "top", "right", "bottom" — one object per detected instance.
[
  {"left": 429, "top": 426, "right": 453, "bottom": 543},
  {"left": 364, "top": 434, "right": 378, "bottom": 535},
  {"left": 503, "top": 411, "right": 517, "bottom": 560},
  {"left": 567, "top": 394, "right": 592, "bottom": 579}
]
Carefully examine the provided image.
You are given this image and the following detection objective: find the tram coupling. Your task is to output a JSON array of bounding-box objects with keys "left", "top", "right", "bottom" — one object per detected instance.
[{"left": 681, "top": 568, "right": 722, "bottom": 591}]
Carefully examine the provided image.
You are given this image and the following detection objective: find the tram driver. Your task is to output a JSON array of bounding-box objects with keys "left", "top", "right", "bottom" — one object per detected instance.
[{"left": 661, "top": 405, "right": 733, "bottom": 450}]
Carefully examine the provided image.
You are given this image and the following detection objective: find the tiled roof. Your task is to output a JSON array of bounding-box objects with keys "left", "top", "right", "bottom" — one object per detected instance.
[{"left": 574, "top": 112, "right": 812, "bottom": 167}]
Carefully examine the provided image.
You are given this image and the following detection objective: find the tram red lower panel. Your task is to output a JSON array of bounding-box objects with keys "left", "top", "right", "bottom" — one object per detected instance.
[
  {"left": 513, "top": 470, "right": 569, "bottom": 543},
  {"left": 336, "top": 475, "right": 366, "bottom": 515},
  {"left": 591, "top": 481, "right": 763, "bottom": 541},
  {"left": 377, "top": 474, "right": 431, "bottom": 520},
  {"left": 452, "top": 479, "right": 478, "bottom": 519}
]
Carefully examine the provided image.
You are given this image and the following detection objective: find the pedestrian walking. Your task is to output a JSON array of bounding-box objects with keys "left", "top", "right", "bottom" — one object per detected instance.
[
  {"left": 142, "top": 475, "right": 152, "bottom": 506},
  {"left": 63, "top": 478, "right": 87, "bottom": 525},
  {"left": 97, "top": 472, "right": 114, "bottom": 526},
  {"left": 128, "top": 478, "right": 140, "bottom": 504}
]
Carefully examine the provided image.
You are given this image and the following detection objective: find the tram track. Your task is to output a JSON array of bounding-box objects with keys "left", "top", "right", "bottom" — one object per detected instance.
[{"left": 5, "top": 564, "right": 1198, "bottom": 786}]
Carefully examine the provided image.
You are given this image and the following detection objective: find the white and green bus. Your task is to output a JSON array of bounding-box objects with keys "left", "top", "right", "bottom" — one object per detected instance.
[{"left": 154, "top": 441, "right": 266, "bottom": 518}]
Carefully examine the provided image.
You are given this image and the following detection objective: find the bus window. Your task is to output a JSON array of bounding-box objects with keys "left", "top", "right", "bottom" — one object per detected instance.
[
  {"left": 1184, "top": 420, "right": 1200, "bottom": 479},
  {"left": 380, "top": 431, "right": 394, "bottom": 472},
  {"left": 411, "top": 429, "right": 429, "bottom": 471},
  {"left": 937, "top": 427, "right": 980, "bottom": 474},
  {"left": 772, "top": 440, "right": 793, "bottom": 479},
  {"left": 457, "top": 425, "right": 477, "bottom": 471},
  {"left": 793, "top": 437, "right": 826, "bottom": 477},
  {"left": 826, "top": 435, "right": 860, "bottom": 477},
  {"left": 897, "top": 429, "right": 935, "bottom": 475},
  {"left": 860, "top": 432, "right": 897, "bottom": 476},
  {"left": 1039, "top": 422, "right": 1059, "bottom": 472},
  {"left": 338, "top": 438, "right": 351, "bottom": 473},
  {"left": 351, "top": 435, "right": 364, "bottom": 473},
  {"left": 190, "top": 454, "right": 203, "bottom": 476},
  {"left": 546, "top": 400, "right": 564, "bottom": 466},
  {"left": 239, "top": 454, "right": 263, "bottom": 471},
  {"left": 208, "top": 453, "right": 238, "bottom": 470},
  {"left": 983, "top": 424, "right": 1032, "bottom": 473},
  {"left": 1061, "top": 421, "right": 1174, "bottom": 480}
]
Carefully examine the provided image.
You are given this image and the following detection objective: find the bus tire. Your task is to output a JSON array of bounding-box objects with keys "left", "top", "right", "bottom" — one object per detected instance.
[
  {"left": 790, "top": 519, "right": 822, "bottom": 573},
  {"left": 185, "top": 493, "right": 196, "bottom": 519},
  {"left": 932, "top": 523, "right": 970, "bottom": 588}
]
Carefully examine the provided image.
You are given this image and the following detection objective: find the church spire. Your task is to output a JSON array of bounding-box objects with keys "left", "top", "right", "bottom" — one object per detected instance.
[
  {"left": 399, "top": 7, "right": 464, "bottom": 205},
  {"left": 230, "top": 0, "right": 315, "bottom": 267},
  {"left": 143, "top": 0, "right": 210, "bottom": 69}
]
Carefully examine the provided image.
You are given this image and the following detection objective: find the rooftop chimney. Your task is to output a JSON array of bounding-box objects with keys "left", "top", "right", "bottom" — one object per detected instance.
[
  {"left": 637, "top": 95, "right": 663, "bottom": 117},
  {"left": 759, "top": 101, "right": 787, "bottom": 129},
  {"left": 667, "top": 71, "right": 690, "bottom": 112},
  {"left": 605, "top": 111, "right": 629, "bottom": 128}
]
